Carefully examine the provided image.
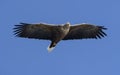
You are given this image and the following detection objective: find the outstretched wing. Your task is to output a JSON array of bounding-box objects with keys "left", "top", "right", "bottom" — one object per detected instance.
[
  {"left": 13, "top": 23, "right": 53, "bottom": 40},
  {"left": 63, "top": 23, "right": 107, "bottom": 40}
]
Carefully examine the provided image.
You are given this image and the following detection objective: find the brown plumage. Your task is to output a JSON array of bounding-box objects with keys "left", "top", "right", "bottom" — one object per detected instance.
[{"left": 13, "top": 22, "right": 107, "bottom": 52}]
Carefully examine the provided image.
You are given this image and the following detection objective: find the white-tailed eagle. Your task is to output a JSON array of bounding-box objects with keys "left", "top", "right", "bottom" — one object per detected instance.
[{"left": 13, "top": 22, "right": 107, "bottom": 52}]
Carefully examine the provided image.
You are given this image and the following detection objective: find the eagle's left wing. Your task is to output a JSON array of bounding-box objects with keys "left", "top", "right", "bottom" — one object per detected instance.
[
  {"left": 13, "top": 23, "right": 54, "bottom": 40},
  {"left": 63, "top": 23, "right": 107, "bottom": 40}
]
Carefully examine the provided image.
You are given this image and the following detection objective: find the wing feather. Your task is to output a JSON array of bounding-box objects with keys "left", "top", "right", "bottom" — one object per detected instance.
[
  {"left": 63, "top": 23, "right": 107, "bottom": 40},
  {"left": 13, "top": 23, "right": 53, "bottom": 40}
]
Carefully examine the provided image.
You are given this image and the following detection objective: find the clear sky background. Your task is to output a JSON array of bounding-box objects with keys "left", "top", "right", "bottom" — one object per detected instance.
[{"left": 0, "top": 0, "right": 119, "bottom": 75}]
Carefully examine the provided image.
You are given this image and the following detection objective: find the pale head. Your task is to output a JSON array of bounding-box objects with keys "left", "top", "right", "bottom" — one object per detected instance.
[
  {"left": 62, "top": 22, "right": 70, "bottom": 30},
  {"left": 63, "top": 22, "right": 70, "bottom": 28},
  {"left": 66, "top": 22, "right": 70, "bottom": 26},
  {"left": 60, "top": 22, "right": 71, "bottom": 34}
]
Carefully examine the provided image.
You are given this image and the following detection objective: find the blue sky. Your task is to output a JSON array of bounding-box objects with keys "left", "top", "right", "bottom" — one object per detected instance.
[{"left": 0, "top": 0, "right": 120, "bottom": 75}]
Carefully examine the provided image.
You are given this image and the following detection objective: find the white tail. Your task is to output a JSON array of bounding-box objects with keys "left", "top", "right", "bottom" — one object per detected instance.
[{"left": 47, "top": 46, "right": 55, "bottom": 53}]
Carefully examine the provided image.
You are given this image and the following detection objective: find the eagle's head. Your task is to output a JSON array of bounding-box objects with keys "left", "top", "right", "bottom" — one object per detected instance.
[
  {"left": 60, "top": 22, "right": 71, "bottom": 35},
  {"left": 63, "top": 22, "right": 70, "bottom": 29}
]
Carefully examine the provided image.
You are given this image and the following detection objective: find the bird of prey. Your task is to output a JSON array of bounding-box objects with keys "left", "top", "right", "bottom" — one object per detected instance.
[{"left": 13, "top": 22, "right": 107, "bottom": 52}]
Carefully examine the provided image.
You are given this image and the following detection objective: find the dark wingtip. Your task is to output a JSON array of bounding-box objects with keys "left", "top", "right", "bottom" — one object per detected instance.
[
  {"left": 13, "top": 23, "right": 28, "bottom": 37},
  {"left": 13, "top": 25, "right": 22, "bottom": 36},
  {"left": 20, "top": 22, "right": 30, "bottom": 25},
  {"left": 93, "top": 26, "right": 107, "bottom": 39},
  {"left": 98, "top": 26, "right": 107, "bottom": 30}
]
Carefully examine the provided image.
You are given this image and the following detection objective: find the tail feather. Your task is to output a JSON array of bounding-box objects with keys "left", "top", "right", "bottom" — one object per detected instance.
[
  {"left": 47, "top": 46, "right": 55, "bottom": 52},
  {"left": 47, "top": 42, "right": 56, "bottom": 52}
]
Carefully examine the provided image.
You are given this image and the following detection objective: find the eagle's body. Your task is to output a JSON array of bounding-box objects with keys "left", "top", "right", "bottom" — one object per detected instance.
[{"left": 13, "top": 22, "right": 107, "bottom": 52}]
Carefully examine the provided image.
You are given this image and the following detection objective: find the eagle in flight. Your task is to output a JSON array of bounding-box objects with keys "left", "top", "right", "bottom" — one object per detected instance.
[{"left": 13, "top": 22, "right": 107, "bottom": 52}]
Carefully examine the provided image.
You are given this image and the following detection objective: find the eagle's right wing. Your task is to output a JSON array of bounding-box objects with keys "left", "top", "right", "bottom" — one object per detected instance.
[
  {"left": 13, "top": 23, "right": 54, "bottom": 40},
  {"left": 63, "top": 23, "right": 107, "bottom": 40}
]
